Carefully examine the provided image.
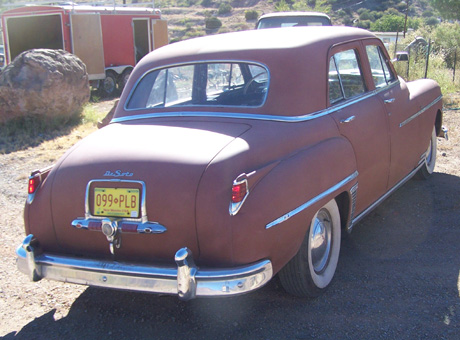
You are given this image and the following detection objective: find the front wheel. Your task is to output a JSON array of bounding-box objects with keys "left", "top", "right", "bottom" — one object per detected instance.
[
  {"left": 279, "top": 198, "right": 341, "bottom": 297},
  {"left": 415, "top": 126, "right": 437, "bottom": 180}
]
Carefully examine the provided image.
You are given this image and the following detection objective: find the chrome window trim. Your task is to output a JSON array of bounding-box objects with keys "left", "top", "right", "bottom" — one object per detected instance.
[
  {"left": 124, "top": 60, "right": 271, "bottom": 111},
  {"left": 119, "top": 76, "right": 451, "bottom": 128},
  {"left": 399, "top": 95, "right": 443, "bottom": 128},
  {"left": 265, "top": 171, "right": 358, "bottom": 229},
  {"left": 113, "top": 81, "right": 401, "bottom": 124}
]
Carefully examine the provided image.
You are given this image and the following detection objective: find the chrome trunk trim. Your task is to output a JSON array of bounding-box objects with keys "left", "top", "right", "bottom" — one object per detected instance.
[
  {"left": 16, "top": 235, "right": 273, "bottom": 301},
  {"left": 72, "top": 179, "right": 166, "bottom": 254}
]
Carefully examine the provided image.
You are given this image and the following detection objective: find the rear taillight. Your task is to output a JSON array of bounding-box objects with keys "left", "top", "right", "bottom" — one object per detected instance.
[
  {"left": 28, "top": 174, "right": 41, "bottom": 194},
  {"left": 229, "top": 174, "right": 249, "bottom": 216},
  {"left": 27, "top": 166, "right": 53, "bottom": 204},
  {"left": 232, "top": 181, "right": 247, "bottom": 203}
]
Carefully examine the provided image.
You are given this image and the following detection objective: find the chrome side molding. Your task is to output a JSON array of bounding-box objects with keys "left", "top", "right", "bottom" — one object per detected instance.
[{"left": 266, "top": 171, "right": 359, "bottom": 229}]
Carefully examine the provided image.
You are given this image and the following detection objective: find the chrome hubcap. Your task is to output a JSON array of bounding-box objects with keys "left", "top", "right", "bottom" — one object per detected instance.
[{"left": 310, "top": 209, "right": 332, "bottom": 274}]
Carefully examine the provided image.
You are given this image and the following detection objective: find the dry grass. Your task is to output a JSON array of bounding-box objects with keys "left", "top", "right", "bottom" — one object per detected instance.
[{"left": 0, "top": 99, "right": 116, "bottom": 155}]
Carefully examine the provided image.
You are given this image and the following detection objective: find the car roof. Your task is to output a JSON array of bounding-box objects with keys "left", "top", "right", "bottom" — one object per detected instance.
[
  {"left": 122, "top": 27, "right": 380, "bottom": 118},
  {"left": 140, "top": 26, "right": 375, "bottom": 67}
]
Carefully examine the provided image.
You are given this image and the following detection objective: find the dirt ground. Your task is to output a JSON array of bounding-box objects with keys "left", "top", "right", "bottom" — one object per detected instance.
[{"left": 0, "top": 97, "right": 459, "bottom": 339}]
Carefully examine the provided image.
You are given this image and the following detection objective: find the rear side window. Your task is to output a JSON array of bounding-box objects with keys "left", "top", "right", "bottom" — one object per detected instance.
[
  {"left": 328, "top": 49, "right": 366, "bottom": 104},
  {"left": 126, "top": 62, "right": 269, "bottom": 110},
  {"left": 366, "top": 45, "right": 396, "bottom": 88}
]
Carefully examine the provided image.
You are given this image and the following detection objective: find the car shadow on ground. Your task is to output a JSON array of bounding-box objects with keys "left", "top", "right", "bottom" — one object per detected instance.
[{"left": 7, "top": 172, "right": 460, "bottom": 339}]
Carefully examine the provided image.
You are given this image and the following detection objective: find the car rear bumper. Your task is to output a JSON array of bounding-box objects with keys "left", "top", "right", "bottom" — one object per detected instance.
[{"left": 16, "top": 234, "right": 273, "bottom": 300}]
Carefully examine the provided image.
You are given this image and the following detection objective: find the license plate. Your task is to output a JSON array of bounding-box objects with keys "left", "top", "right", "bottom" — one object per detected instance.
[{"left": 93, "top": 187, "right": 140, "bottom": 218}]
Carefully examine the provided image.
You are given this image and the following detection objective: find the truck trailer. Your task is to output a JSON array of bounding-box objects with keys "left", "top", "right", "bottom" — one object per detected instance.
[{"left": 1, "top": 3, "right": 168, "bottom": 96}]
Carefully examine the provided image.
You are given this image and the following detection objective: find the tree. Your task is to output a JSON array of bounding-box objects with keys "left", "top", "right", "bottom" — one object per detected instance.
[
  {"left": 370, "top": 14, "right": 420, "bottom": 32},
  {"left": 275, "top": 0, "right": 291, "bottom": 12},
  {"left": 431, "top": 0, "right": 460, "bottom": 20}
]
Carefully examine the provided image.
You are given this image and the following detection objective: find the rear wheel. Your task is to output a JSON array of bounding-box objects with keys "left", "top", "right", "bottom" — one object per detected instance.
[
  {"left": 415, "top": 126, "right": 437, "bottom": 180},
  {"left": 279, "top": 199, "right": 341, "bottom": 297}
]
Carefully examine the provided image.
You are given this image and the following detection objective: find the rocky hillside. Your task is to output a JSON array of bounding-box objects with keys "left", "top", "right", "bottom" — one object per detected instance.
[
  {"left": 157, "top": 0, "right": 437, "bottom": 41},
  {"left": 0, "top": 0, "right": 438, "bottom": 43}
]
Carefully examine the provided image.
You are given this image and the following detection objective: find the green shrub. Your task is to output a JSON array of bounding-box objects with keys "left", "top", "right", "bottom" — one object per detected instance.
[
  {"left": 356, "top": 20, "right": 371, "bottom": 29},
  {"left": 245, "top": 9, "right": 258, "bottom": 21},
  {"left": 275, "top": 0, "right": 290, "bottom": 12},
  {"left": 370, "top": 14, "right": 420, "bottom": 32},
  {"left": 359, "top": 9, "right": 375, "bottom": 21},
  {"left": 201, "top": 0, "right": 213, "bottom": 8},
  {"left": 205, "top": 16, "right": 222, "bottom": 29},
  {"left": 218, "top": 2, "right": 232, "bottom": 15},
  {"left": 424, "top": 17, "right": 439, "bottom": 26},
  {"left": 391, "top": 26, "right": 460, "bottom": 95}
]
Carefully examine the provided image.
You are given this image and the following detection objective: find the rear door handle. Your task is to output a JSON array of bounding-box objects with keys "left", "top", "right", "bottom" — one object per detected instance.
[
  {"left": 340, "top": 116, "right": 355, "bottom": 124},
  {"left": 384, "top": 98, "right": 395, "bottom": 104}
]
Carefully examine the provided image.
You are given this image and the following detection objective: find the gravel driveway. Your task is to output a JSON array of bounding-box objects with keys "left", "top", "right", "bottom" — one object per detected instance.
[{"left": 1, "top": 107, "right": 459, "bottom": 340}]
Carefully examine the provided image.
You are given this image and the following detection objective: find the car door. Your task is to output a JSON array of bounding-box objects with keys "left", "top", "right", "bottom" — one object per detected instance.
[
  {"left": 328, "top": 44, "right": 391, "bottom": 215},
  {"left": 363, "top": 42, "right": 422, "bottom": 188}
]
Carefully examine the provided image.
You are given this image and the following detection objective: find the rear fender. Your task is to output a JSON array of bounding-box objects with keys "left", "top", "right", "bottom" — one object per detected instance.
[{"left": 231, "top": 136, "right": 357, "bottom": 273}]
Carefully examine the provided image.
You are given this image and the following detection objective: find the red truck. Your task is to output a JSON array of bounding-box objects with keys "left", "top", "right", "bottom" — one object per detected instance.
[{"left": 1, "top": 3, "right": 168, "bottom": 96}]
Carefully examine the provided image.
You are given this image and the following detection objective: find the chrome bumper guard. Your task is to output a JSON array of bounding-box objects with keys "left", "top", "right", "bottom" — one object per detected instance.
[{"left": 16, "top": 235, "right": 273, "bottom": 300}]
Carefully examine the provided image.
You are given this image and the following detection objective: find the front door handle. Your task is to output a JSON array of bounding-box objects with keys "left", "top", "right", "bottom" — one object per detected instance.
[
  {"left": 384, "top": 98, "right": 395, "bottom": 104},
  {"left": 340, "top": 116, "right": 355, "bottom": 124}
]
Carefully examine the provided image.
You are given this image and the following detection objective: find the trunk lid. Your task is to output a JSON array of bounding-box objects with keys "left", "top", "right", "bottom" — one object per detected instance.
[{"left": 49, "top": 119, "right": 251, "bottom": 263}]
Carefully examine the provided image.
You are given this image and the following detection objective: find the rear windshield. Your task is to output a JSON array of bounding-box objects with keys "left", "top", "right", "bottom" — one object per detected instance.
[
  {"left": 126, "top": 62, "right": 269, "bottom": 110},
  {"left": 257, "top": 16, "right": 331, "bottom": 29}
]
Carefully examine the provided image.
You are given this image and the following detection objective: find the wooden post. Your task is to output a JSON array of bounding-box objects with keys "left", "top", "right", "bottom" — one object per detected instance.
[
  {"left": 453, "top": 48, "right": 457, "bottom": 82},
  {"left": 424, "top": 39, "right": 431, "bottom": 79},
  {"left": 403, "top": 0, "right": 410, "bottom": 38}
]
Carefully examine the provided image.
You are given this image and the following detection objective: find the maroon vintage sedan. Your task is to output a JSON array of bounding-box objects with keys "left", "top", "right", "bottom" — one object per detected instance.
[{"left": 17, "top": 27, "right": 446, "bottom": 300}]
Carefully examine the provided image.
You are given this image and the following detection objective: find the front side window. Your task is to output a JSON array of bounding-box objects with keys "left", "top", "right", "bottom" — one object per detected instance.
[
  {"left": 366, "top": 45, "right": 396, "bottom": 88},
  {"left": 127, "top": 62, "right": 269, "bottom": 110},
  {"left": 328, "top": 49, "right": 366, "bottom": 105}
]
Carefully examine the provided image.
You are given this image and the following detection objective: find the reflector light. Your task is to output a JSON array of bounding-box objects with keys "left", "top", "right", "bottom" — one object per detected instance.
[
  {"left": 232, "top": 182, "right": 247, "bottom": 203},
  {"left": 28, "top": 175, "right": 40, "bottom": 194}
]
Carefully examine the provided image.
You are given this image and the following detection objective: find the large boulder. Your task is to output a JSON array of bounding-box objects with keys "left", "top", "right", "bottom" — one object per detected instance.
[{"left": 0, "top": 49, "right": 90, "bottom": 123}]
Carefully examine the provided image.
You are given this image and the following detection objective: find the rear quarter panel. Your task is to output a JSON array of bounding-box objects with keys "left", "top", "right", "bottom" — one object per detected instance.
[{"left": 195, "top": 116, "right": 357, "bottom": 273}]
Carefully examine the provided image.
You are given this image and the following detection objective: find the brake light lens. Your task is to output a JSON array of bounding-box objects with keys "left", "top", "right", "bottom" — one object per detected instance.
[
  {"left": 229, "top": 174, "right": 250, "bottom": 216},
  {"left": 28, "top": 175, "right": 41, "bottom": 194},
  {"left": 232, "top": 181, "right": 247, "bottom": 203}
]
